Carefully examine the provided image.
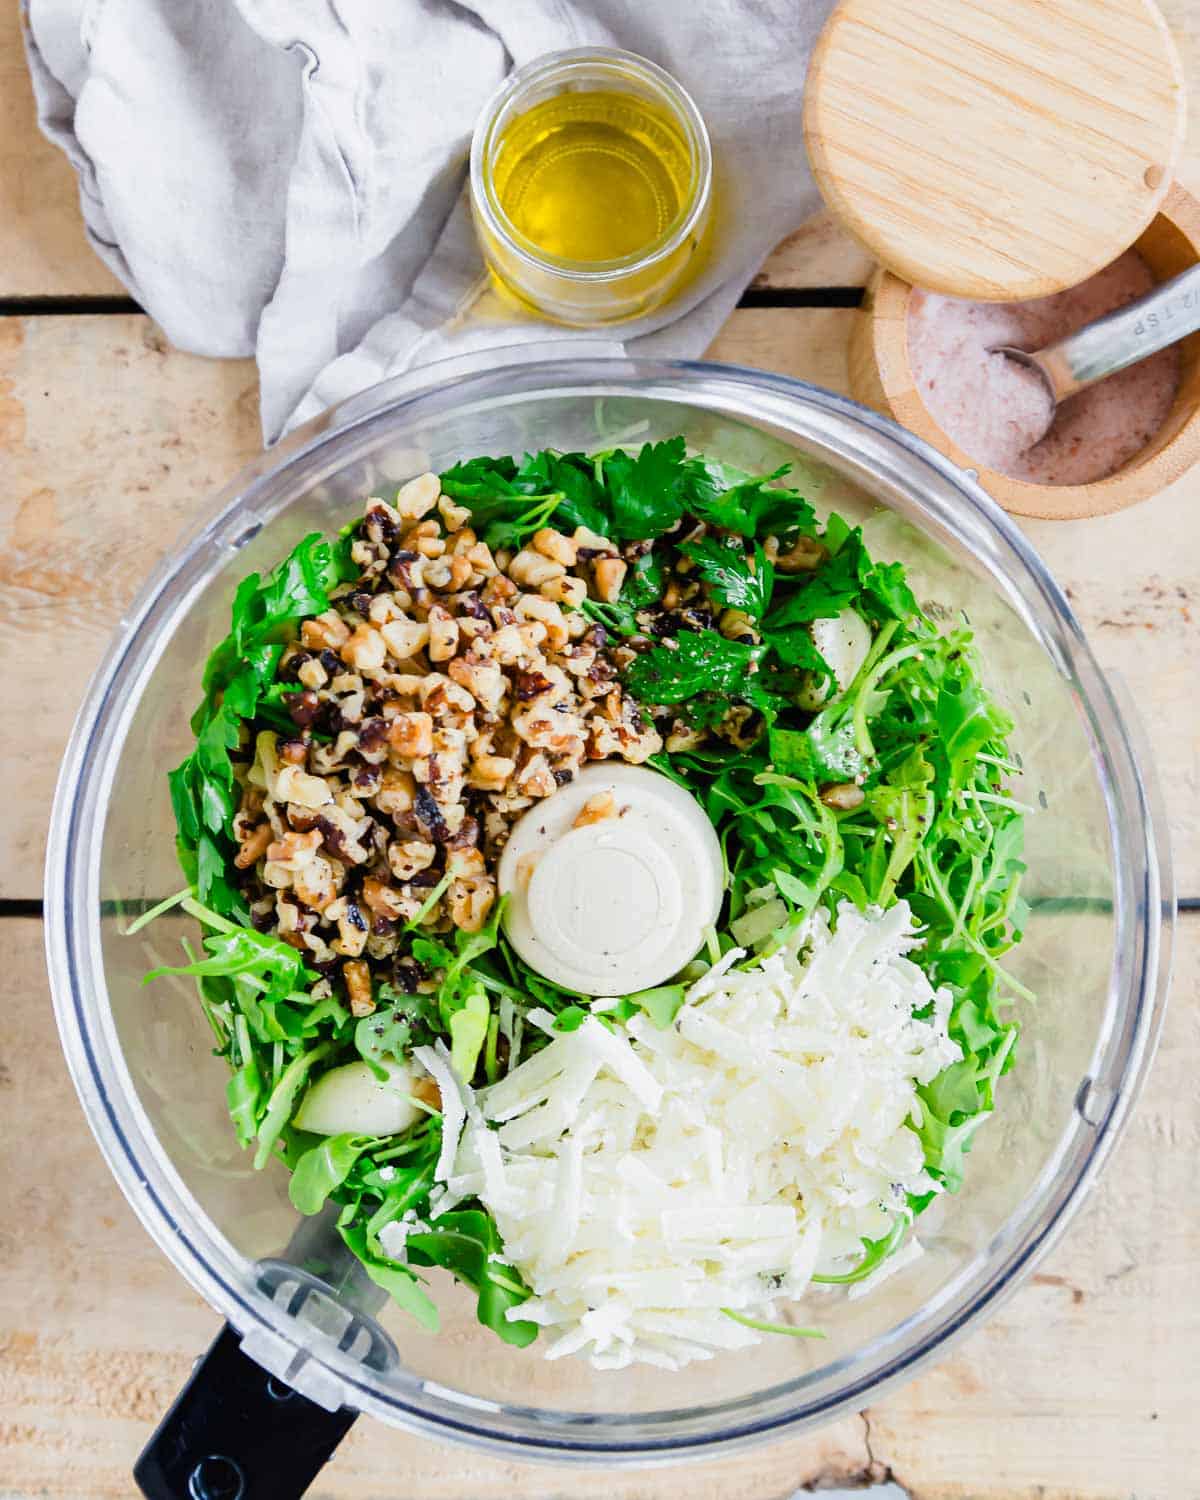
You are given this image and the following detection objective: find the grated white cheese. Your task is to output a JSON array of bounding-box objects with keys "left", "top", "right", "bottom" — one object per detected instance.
[
  {"left": 412, "top": 1041, "right": 464, "bottom": 1185},
  {"left": 445, "top": 901, "right": 960, "bottom": 1370}
]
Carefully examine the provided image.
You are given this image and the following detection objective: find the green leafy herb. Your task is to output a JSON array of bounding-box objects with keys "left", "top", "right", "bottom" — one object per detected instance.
[
  {"left": 680, "top": 536, "right": 775, "bottom": 618},
  {"left": 337, "top": 1221, "right": 440, "bottom": 1332},
  {"left": 290, "top": 1132, "right": 376, "bottom": 1215},
  {"left": 769, "top": 712, "right": 866, "bottom": 784},
  {"left": 624, "top": 550, "right": 667, "bottom": 609},
  {"left": 596, "top": 437, "right": 693, "bottom": 538},
  {"left": 690, "top": 463, "right": 817, "bottom": 537},
  {"left": 449, "top": 990, "right": 491, "bottom": 1083},
  {"left": 811, "top": 1217, "right": 908, "bottom": 1285},
  {"left": 625, "top": 631, "right": 762, "bottom": 705},
  {"left": 407, "top": 1209, "right": 539, "bottom": 1347},
  {"left": 626, "top": 984, "right": 687, "bottom": 1029}
]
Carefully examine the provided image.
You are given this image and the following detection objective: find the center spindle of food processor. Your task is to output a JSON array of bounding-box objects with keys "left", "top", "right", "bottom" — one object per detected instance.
[{"left": 497, "top": 763, "right": 724, "bottom": 995}]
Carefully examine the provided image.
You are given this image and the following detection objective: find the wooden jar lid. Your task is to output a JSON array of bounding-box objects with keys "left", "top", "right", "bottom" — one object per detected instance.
[{"left": 803, "top": 0, "right": 1186, "bottom": 301}]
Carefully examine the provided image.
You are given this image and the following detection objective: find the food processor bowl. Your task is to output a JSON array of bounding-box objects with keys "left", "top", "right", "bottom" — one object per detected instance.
[{"left": 45, "top": 355, "right": 1172, "bottom": 1481}]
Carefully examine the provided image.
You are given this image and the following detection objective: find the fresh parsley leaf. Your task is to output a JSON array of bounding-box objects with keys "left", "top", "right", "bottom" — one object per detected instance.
[
  {"left": 596, "top": 438, "right": 691, "bottom": 539},
  {"left": 690, "top": 463, "right": 818, "bottom": 537},
  {"left": 623, "top": 550, "right": 666, "bottom": 610},
  {"left": 625, "top": 631, "right": 762, "bottom": 705},
  {"left": 513, "top": 450, "right": 609, "bottom": 536},
  {"left": 764, "top": 530, "right": 868, "bottom": 631},
  {"left": 681, "top": 536, "right": 775, "bottom": 618},
  {"left": 864, "top": 560, "right": 920, "bottom": 622}
]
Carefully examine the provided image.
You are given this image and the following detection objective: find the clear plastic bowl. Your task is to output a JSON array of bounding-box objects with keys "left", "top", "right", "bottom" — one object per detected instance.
[{"left": 45, "top": 353, "right": 1171, "bottom": 1462}]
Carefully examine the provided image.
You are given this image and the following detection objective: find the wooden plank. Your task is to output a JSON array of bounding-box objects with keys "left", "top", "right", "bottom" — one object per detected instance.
[
  {"left": 6, "top": 910, "right": 1196, "bottom": 1497},
  {"left": 755, "top": 210, "right": 874, "bottom": 290},
  {"left": 0, "top": 6, "right": 124, "bottom": 298},
  {"left": 4, "top": 308, "right": 1197, "bottom": 896},
  {"left": 0, "top": 315, "right": 260, "bottom": 897}
]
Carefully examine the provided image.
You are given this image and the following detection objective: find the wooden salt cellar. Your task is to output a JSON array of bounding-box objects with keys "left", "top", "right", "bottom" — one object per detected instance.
[{"left": 803, "top": 0, "right": 1200, "bottom": 519}]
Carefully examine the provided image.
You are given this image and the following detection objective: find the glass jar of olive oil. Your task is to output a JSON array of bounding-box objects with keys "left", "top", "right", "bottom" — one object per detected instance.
[{"left": 470, "top": 48, "right": 713, "bottom": 326}]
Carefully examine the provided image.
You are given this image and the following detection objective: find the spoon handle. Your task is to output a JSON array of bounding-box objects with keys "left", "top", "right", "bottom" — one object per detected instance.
[{"left": 1032, "top": 263, "right": 1200, "bottom": 403}]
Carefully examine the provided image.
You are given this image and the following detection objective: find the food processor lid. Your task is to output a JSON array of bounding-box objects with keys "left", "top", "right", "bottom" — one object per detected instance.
[{"left": 803, "top": 0, "right": 1185, "bottom": 300}]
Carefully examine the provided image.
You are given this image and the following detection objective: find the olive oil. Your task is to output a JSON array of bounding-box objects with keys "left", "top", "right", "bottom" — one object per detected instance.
[{"left": 492, "top": 91, "right": 694, "bottom": 264}]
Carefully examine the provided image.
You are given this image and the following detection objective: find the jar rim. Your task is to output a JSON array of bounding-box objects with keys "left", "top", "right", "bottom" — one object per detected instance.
[{"left": 469, "top": 46, "right": 713, "bottom": 283}]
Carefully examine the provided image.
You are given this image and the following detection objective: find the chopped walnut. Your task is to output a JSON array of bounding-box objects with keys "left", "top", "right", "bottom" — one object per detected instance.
[{"left": 343, "top": 960, "right": 375, "bottom": 1017}]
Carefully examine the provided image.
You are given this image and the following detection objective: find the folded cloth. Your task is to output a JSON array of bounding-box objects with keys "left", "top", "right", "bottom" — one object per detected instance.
[{"left": 25, "top": 0, "right": 832, "bottom": 442}]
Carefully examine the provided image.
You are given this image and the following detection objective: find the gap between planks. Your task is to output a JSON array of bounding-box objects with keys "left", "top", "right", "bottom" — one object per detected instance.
[{"left": 0, "top": 289, "right": 865, "bottom": 318}]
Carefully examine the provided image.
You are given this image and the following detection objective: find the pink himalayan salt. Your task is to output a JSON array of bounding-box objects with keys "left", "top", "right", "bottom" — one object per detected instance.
[{"left": 907, "top": 250, "right": 1181, "bottom": 486}]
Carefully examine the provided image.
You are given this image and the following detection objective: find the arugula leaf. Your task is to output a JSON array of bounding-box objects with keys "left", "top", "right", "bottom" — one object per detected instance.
[
  {"left": 720, "top": 1308, "right": 825, "bottom": 1339},
  {"left": 254, "top": 1042, "right": 332, "bottom": 1169},
  {"left": 769, "top": 711, "right": 867, "bottom": 783},
  {"left": 226, "top": 1015, "right": 264, "bottom": 1148},
  {"left": 865, "top": 748, "right": 934, "bottom": 904},
  {"left": 407, "top": 1209, "right": 538, "bottom": 1348},
  {"left": 362, "top": 1135, "right": 441, "bottom": 1242},
  {"left": 681, "top": 536, "right": 775, "bottom": 618},
  {"left": 625, "top": 631, "right": 762, "bottom": 705},
  {"left": 355, "top": 1007, "right": 414, "bottom": 1081},
  {"left": 812, "top": 1217, "right": 908, "bottom": 1285},
  {"left": 290, "top": 1132, "right": 376, "bottom": 1215},
  {"left": 337, "top": 1221, "right": 440, "bottom": 1331},
  {"left": 430, "top": 898, "right": 506, "bottom": 1031},
  {"left": 170, "top": 530, "right": 353, "bottom": 916},
  {"left": 626, "top": 984, "right": 687, "bottom": 1029},
  {"left": 913, "top": 1106, "right": 993, "bottom": 1192},
  {"left": 449, "top": 990, "right": 491, "bottom": 1082},
  {"left": 936, "top": 680, "right": 1013, "bottom": 794}
]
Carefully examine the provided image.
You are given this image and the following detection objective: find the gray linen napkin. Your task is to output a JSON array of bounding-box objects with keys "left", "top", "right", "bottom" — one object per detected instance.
[{"left": 25, "top": 0, "right": 832, "bottom": 442}]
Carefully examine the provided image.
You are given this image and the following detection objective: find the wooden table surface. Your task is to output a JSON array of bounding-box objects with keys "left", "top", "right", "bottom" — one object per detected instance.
[{"left": 2, "top": 5, "right": 1199, "bottom": 1498}]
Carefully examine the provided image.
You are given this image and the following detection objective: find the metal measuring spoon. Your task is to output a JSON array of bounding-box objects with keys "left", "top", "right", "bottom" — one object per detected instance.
[{"left": 992, "top": 264, "right": 1200, "bottom": 442}]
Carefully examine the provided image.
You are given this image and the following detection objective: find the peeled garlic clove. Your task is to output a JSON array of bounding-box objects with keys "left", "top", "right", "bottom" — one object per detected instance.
[{"left": 293, "top": 1058, "right": 420, "bottom": 1138}]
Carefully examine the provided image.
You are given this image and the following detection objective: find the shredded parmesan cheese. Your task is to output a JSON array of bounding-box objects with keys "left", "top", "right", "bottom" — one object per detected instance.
[
  {"left": 445, "top": 901, "right": 959, "bottom": 1370},
  {"left": 413, "top": 1041, "right": 464, "bottom": 1186}
]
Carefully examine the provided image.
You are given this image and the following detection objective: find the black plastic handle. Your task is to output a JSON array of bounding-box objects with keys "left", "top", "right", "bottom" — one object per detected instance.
[{"left": 134, "top": 1323, "right": 358, "bottom": 1500}]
